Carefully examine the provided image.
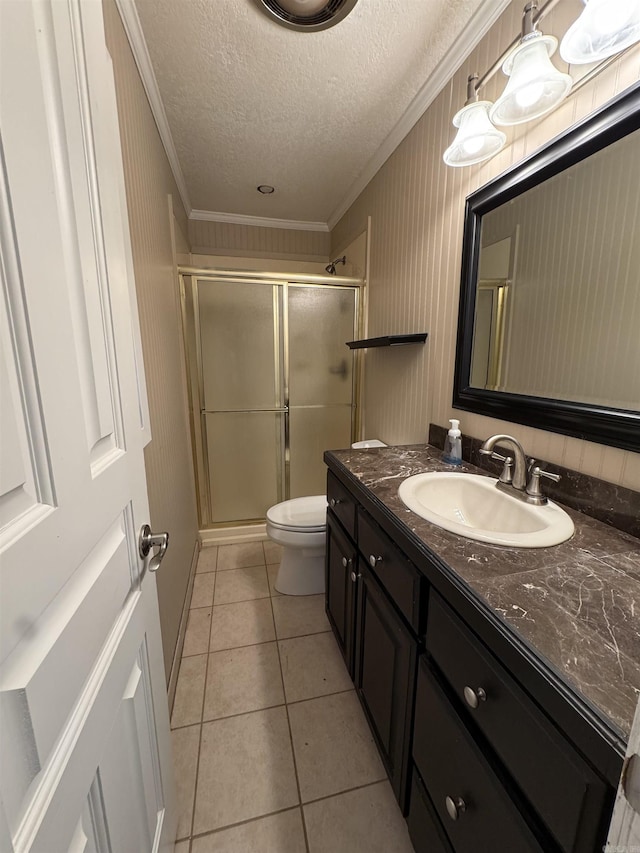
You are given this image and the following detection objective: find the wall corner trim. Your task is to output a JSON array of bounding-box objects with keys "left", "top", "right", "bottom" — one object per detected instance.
[
  {"left": 190, "top": 209, "right": 330, "bottom": 232},
  {"left": 326, "top": 0, "right": 512, "bottom": 231},
  {"left": 113, "top": 0, "right": 193, "bottom": 217}
]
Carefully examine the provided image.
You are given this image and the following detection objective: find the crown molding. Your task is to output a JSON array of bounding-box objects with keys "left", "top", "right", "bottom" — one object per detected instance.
[
  {"left": 326, "top": 0, "right": 512, "bottom": 231},
  {"left": 113, "top": 0, "right": 192, "bottom": 216},
  {"left": 190, "top": 209, "right": 330, "bottom": 232}
]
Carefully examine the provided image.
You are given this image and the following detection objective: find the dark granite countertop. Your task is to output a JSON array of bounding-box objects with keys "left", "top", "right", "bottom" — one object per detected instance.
[{"left": 326, "top": 444, "right": 640, "bottom": 742}]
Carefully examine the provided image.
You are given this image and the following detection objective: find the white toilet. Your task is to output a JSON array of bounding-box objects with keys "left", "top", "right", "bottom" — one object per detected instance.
[{"left": 266, "top": 440, "right": 387, "bottom": 595}]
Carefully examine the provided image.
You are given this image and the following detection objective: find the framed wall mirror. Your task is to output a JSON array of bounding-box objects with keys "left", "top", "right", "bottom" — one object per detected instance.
[{"left": 453, "top": 82, "right": 640, "bottom": 453}]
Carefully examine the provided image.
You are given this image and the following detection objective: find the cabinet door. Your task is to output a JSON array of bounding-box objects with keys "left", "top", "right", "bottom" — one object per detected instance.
[
  {"left": 355, "top": 563, "right": 417, "bottom": 810},
  {"left": 413, "top": 659, "right": 544, "bottom": 853},
  {"left": 325, "top": 513, "right": 358, "bottom": 677}
]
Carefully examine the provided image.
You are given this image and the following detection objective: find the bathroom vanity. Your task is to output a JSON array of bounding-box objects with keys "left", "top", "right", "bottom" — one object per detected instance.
[{"left": 324, "top": 444, "right": 640, "bottom": 853}]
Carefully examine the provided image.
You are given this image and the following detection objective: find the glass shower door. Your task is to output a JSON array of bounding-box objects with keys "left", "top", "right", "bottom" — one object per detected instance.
[
  {"left": 197, "top": 278, "right": 285, "bottom": 523},
  {"left": 288, "top": 285, "right": 356, "bottom": 497}
]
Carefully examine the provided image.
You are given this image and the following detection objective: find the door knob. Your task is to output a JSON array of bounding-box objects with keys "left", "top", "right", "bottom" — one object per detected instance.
[
  {"left": 445, "top": 795, "right": 466, "bottom": 821},
  {"left": 139, "top": 524, "right": 169, "bottom": 573}
]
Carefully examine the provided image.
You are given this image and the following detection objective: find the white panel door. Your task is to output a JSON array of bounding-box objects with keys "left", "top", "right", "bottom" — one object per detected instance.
[{"left": 0, "top": 1, "right": 176, "bottom": 850}]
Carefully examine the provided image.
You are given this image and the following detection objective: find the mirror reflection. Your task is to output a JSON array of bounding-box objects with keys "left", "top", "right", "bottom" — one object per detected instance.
[{"left": 470, "top": 127, "right": 640, "bottom": 412}]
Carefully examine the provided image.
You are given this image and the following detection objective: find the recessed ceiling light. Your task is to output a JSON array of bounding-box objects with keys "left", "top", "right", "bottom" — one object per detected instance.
[
  {"left": 252, "top": 0, "right": 359, "bottom": 32},
  {"left": 257, "top": 185, "right": 275, "bottom": 194}
]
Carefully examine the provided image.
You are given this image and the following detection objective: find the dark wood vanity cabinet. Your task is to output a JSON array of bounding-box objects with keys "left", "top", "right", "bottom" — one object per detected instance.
[
  {"left": 326, "top": 471, "right": 420, "bottom": 810},
  {"left": 325, "top": 512, "right": 358, "bottom": 676},
  {"left": 354, "top": 560, "right": 417, "bottom": 806},
  {"left": 324, "top": 463, "right": 616, "bottom": 853}
]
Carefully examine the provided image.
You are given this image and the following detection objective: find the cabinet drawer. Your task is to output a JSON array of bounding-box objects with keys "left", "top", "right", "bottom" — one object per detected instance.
[
  {"left": 427, "top": 592, "right": 608, "bottom": 853},
  {"left": 413, "top": 660, "right": 544, "bottom": 853},
  {"left": 407, "top": 766, "right": 453, "bottom": 853},
  {"left": 327, "top": 470, "right": 356, "bottom": 538},
  {"left": 357, "top": 508, "right": 422, "bottom": 632}
]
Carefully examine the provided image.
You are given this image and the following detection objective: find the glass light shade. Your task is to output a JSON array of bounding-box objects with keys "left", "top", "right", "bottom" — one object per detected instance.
[
  {"left": 277, "top": 0, "right": 329, "bottom": 15},
  {"left": 560, "top": 0, "right": 640, "bottom": 64},
  {"left": 489, "top": 35, "right": 573, "bottom": 126},
  {"left": 443, "top": 101, "right": 506, "bottom": 167}
]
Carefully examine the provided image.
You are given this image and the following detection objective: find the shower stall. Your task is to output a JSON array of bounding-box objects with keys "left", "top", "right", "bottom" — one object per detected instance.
[{"left": 180, "top": 270, "right": 362, "bottom": 527}]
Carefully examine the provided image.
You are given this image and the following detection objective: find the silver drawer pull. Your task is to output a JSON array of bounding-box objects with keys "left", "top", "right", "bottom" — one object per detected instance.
[
  {"left": 369, "top": 554, "right": 382, "bottom": 568},
  {"left": 445, "top": 795, "right": 466, "bottom": 821},
  {"left": 329, "top": 497, "right": 341, "bottom": 508},
  {"left": 341, "top": 556, "right": 352, "bottom": 568},
  {"left": 350, "top": 571, "right": 359, "bottom": 583},
  {"left": 463, "top": 686, "right": 487, "bottom": 709}
]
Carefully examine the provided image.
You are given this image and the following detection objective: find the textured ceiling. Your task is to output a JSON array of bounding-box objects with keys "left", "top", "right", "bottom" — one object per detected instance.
[{"left": 134, "top": 0, "right": 484, "bottom": 222}]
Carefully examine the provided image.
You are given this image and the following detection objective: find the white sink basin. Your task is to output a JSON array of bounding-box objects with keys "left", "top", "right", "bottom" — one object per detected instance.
[{"left": 398, "top": 472, "right": 574, "bottom": 548}]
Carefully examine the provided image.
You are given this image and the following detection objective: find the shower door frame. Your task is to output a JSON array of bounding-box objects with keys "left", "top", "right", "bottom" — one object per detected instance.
[{"left": 179, "top": 268, "right": 364, "bottom": 528}]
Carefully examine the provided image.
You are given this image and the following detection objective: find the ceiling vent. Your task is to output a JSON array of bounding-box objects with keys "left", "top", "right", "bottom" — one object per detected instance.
[{"left": 252, "top": 0, "right": 359, "bottom": 31}]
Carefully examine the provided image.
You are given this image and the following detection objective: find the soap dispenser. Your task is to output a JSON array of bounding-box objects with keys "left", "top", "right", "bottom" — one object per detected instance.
[{"left": 442, "top": 419, "right": 462, "bottom": 465}]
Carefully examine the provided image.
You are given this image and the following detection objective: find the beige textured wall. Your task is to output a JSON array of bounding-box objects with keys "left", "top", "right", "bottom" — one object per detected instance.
[
  {"left": 331, "top": 0, "right": 640, "bottom": 490},
  {"left": 103, "top": 0, "right": 199, "bottom": 680},
  {"left": 190, "top": 254, "right": 328, "bottom": 274},
  {"left": 189, "top": 218, "right": 330, "bottom": 261}
]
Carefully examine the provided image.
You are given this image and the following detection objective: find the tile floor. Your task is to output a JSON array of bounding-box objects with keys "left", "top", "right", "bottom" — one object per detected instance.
[{"left": 171, "top": 540, "right": 415, "bottom": 853}]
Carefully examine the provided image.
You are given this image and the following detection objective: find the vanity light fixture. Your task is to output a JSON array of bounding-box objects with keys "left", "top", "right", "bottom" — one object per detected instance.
[
  {"left": 560, "top": 0, "right": 640, "bottom": 64},
  {"left": 443, "top": 75, "right": 506, "bottom": 167},
  {"left": 489, "top": 2, "right": 572, "bottom": 126}
]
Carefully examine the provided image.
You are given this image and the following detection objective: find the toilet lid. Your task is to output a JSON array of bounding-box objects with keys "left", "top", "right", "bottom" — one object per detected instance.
[{"left": 266, "top": 495, "right": 327, "bottom": 530}]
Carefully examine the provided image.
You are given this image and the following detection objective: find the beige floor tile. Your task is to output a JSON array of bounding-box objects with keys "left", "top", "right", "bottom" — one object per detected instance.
[
  {"left": 209, "top": 598, "right": 276, "bottom": 652},
  {"left": 304, "top": 781, "right": 414, "bottom": 853},
  {"left": 172, "top": 724, "right": 200, "bottom": 840},
  {"left": 193, "top": 707, "right": 299, "bottom": 834},
  {"left": 197, "top": 546, "right": 218, "bottom": 573},
  {"left": 191, "top": 572, "right": 215, "bottom": 609},
  {"left": 217, "top": 542, "right": 265, "bottom": 571},
  {"left": 183, "top": 608, "right": 212, "bottom": 656},
  {"left": 172, "top": 654, "right": 207, "bottom": 728},
  {"left": 203, "top": 642, "right": 284, "bottom": 720},
  {"left": 272, "top": 594, "right": 330, "bottom": 639},
  {"left": 174, "top": 842, "right": 190, "bottom": 853},
  {"left": 263, "top": 539, "right": 284, "bottom": 564},
  {"left": 288, "top": 691, "right": 385, "bottom": 803},
  {"left": 267, "top": 563, "right": 282, "bottom": 597},
  {"left": 213, "top": 566, "right": 269, "bottom": 605},
  {"left": 279, "top": 633, "right": 352, "bottom": 703},
  {"left": 191, "top": 808, "right": 306, "bottom": 853}
]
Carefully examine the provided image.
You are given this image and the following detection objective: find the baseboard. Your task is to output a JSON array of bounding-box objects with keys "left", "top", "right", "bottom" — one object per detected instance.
[
  {"left": 199, "top": 523, "right": 267, "bottom": 546},
  {"left": 167, "top": 537, "right": 200, "bottom": 713}
]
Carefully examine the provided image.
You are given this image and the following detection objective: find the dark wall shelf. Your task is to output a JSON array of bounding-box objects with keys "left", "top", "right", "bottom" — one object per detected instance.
[{"left": 346, "top": 333, "right": 428, "bottom": 350}]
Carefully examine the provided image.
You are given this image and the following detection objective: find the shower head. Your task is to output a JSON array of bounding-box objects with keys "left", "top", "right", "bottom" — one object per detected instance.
[{"left": 325, "top": 256, "right": 346, "bottom": 275}]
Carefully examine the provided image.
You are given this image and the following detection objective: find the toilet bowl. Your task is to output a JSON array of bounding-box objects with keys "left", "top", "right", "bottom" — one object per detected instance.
[
  {"left": 266, "top": 440, "right": 387, "bottom": 595},
  {"left": 266, "top": 495, "right": 327, "bottom": 595}
]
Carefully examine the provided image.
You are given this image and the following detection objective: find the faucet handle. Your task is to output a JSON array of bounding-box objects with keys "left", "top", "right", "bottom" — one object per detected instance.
[
  {"left": 526, "top": 461, "right": 561, "bottom": 503},
  {"left": 480, "top": 449, "right": 514, "bottom": 485}
]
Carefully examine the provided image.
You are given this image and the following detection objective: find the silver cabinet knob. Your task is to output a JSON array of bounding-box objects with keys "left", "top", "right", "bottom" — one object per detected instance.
[
  {"left": 329, "top": 497, "right": 341, "bottom": 508},
  {"left": 369, "top": 554, "right": 382, "bottom": 568},
  {"left": 139, "top": 524, "right": 169, "bottom": 573},
  {"left": 463, "top": 686, "right": 487, "bottom": 709},
  {"left": 342, "top": 556, "right": 352, "bottom": 568},
  {"left": 445, "top": 795, "right": 466, "bottom": 821},
  {"left": 350, "top": 571, "right": 357, "bottom": 583}
]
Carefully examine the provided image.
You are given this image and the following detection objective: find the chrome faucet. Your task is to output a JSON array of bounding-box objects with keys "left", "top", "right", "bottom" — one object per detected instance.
[
  {"left": 479, "top": 434, "right": 528, "bottom": 490},
  {"left": 479, "top": 434, "right": 561, "bottom": 505}
]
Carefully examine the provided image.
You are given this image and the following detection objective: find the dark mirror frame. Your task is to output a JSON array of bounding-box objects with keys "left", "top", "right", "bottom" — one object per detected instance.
[{"left": 453, "top": 82, "right": 640, "bottom": 454}]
